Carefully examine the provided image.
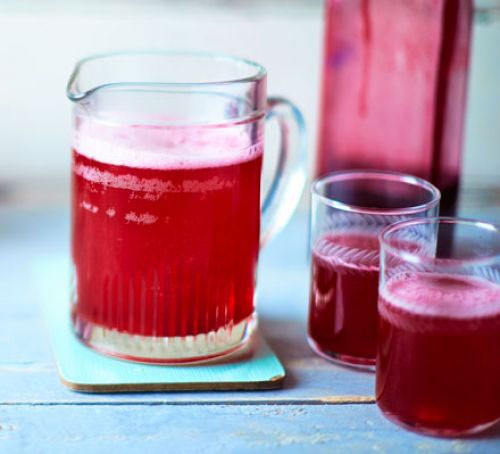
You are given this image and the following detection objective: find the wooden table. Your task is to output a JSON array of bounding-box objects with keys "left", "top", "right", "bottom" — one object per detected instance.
[{"left": 1, "top": 191, "right": 499, "bottom": 453}]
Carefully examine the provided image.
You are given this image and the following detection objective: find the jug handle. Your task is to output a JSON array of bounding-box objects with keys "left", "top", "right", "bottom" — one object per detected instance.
[{"left": 260, "top": 97, "right": 307, "bottom": 248}]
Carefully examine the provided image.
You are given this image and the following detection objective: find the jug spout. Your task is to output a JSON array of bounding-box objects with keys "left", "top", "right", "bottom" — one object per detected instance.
[
  {"left": 66, "top": 61, "right": 87, "bottom": 102},
  {"left": 66, "top": 54, "right": 105, "bottom": 103},
  {"left": 67, "top": 52, "right": 144, "bottom": 103},
  {"left": 66, "top": 53, "right": 127, "bottom": 103}
]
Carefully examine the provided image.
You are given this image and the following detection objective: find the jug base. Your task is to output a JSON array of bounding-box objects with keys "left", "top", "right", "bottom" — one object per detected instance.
[{"left": 72, "top": 312, "right": 257, "bottom": 364}]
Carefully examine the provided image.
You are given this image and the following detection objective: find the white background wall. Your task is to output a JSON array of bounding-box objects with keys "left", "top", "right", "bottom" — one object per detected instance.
[{"left": 0, "top": 0, "right": 499, "bottom": 195}]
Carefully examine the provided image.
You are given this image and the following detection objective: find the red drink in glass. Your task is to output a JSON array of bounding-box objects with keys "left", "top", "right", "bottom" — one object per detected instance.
[
  {"left": 308, "top": 233, "right": 380, "bottom": 365},
  {"left": 318, "top": 0, "right": 472, "bottom": 215},
  {"left": 308, "top": 171, "right": 439, "bottom": 368},
  {"left": 71, "top": 120, "right": 262, "bottom": 361},
  {"left": 377, "top": 272, "right": 500, "bottom": 435}
]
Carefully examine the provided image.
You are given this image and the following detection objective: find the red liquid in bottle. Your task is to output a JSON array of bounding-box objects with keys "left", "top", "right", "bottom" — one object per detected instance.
[
  {"left": 71, "top": 122, "right": 262, "bottom": 343},
  {"left": 377, "top": 273, "right": 500, "bottom": 435},
  {"left": 318, "top": 0, "right": 472, "bottom": 215},
  {"left": 308, "top": 233, "right": 380, "bottom": 366}
]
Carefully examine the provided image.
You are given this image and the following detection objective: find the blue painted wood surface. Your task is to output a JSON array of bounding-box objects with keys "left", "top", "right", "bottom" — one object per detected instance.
[
  {"left": 1, "top": 404, "right": 499, "bottom": 453},
  {"left": 1, "top": 203, "right": 500, "bottom": 451}
]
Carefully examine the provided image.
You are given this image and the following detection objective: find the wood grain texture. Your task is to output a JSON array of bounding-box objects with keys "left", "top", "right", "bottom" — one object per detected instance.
[{"left": 1, "top": 404, "right": 499, "bottom": 453}]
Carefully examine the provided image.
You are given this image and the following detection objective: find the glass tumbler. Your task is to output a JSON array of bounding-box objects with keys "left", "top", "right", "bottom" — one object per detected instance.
[
  {"left": 308, "top": 170, "right": 440, "bottom": 368},
  {"left": 67, "top": 51, "right": 306, "bottom": 364},
  {"left": 377, "top": 217, "right": 500, "bottom": 436}
]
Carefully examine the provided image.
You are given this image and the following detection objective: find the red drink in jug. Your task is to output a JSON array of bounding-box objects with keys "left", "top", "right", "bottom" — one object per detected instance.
[
  {"left": 318, "top": 0, "right": 472, "bottom": 215},
  {"left": 377, "top": 272, "right": 500, "bottom": 435},
  {"left": 308, "top": 233, "right": 380, "bottom": 366},
  {"left": 71, "top": 119, "right": 262, "bottom": 346}
]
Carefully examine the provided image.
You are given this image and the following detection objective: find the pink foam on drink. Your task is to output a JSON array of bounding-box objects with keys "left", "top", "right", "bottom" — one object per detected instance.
[
  {"left": 73, "top": 162, "right": 238, "bottom": 195},
  {"left": 73, "top": 116, "right": 262, "bottom": 170},
  {"left": 380, "top": 272, "right": 500, "bottom": 324}
]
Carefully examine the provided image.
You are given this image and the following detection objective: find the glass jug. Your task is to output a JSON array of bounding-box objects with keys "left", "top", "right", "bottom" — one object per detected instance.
[
  {"left": 317, "top": 0, "right": 474, "bottom": 215},
  {"left": 67, "top": 52, "right": 306, "bottom": 363}
]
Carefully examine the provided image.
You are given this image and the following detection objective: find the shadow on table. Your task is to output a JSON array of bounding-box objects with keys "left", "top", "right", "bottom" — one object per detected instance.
[
  {"left": 259, "top": 317, "right": 308, "bottom": 390},
  {"left": 258, "top": 315, "right": 376, "bottom": 395},
  {"left": 259, "top": 316, "right": 373, "bottom": 370}
]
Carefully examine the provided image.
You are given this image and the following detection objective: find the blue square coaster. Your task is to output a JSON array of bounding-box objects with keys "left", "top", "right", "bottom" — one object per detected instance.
[{"left": 35, "top": 257, "right": 285, "bottom": 392}]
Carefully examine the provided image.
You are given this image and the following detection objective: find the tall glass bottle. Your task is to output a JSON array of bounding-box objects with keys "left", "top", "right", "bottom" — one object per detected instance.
[{"left": 317, "top": 0, "right": 473, "bottom": 215}]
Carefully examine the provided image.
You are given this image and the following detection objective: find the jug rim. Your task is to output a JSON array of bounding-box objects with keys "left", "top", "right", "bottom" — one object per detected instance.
[
  {"left": 311, "top": 169, "right": 441, "bottom": 217},
  {"left": 380, "top": 216, "right": 500, "bottom": 267},
  {"left": 67, "top": 50, "right": 267, "bottom": 102}
]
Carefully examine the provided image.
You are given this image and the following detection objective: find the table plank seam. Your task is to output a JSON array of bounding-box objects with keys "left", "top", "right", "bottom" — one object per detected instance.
[{"left": 0, "top": 397, "right": 375, "bottom": 406}]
